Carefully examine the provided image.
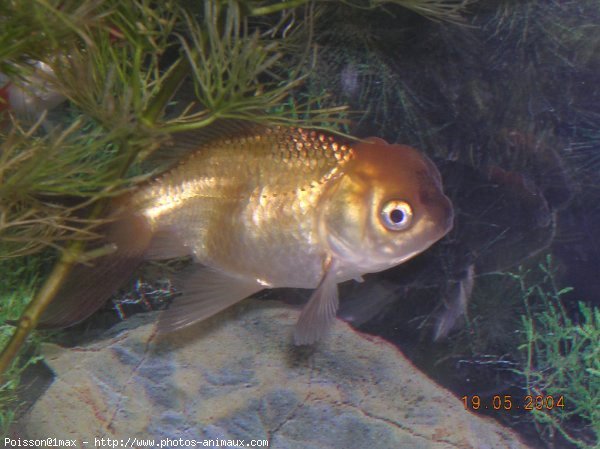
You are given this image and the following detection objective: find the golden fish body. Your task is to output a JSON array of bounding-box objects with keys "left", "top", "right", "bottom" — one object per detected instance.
[
  {"left": 131, "top": 126, "right": 453, "bottom": 343},
  {"left": 134, "top": 127, "right": 354, "bottom": 289}
]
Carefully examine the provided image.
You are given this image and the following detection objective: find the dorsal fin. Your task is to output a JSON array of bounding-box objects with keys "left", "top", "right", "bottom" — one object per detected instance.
[{"left": 144, "top": 119, "right": 270, "bottom": 170}]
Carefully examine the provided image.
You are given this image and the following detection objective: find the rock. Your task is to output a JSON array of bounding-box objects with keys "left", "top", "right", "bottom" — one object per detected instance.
[{"left": 18, "top": 300, "right": 530, "bottom": 449}]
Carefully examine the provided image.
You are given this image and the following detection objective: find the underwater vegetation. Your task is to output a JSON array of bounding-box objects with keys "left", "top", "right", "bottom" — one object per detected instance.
[
  {"left": 0, "top": 0, "right": 343, "bottom": 434},
  {"left": 424, "top": 256, "right": 599, "bottom": 449},
  {"left": 512, "top": 257, "right": 599, "bottom": 449},
  {"left": 1, "top": 1, "right": 599, "bottom": 448},
  {"left": 299, "top": 0, "right": 600, "bottom": 448},
  {"left": 0, "top": 257, "right": 47, "bottom": 436},
  {"left": 0, "top": 0, "right": 469, "bottom": 436}
]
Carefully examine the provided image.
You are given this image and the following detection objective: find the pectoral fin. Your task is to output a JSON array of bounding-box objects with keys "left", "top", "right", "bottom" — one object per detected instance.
[
  {"left": 293, "top": 258, "right": 340, "bottom": 345},
  {"left": 158, "top": 266, "right": 263, "bottom": 333}
]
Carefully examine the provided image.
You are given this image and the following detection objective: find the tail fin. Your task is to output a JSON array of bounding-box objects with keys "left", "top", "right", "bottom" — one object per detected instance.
[{"left": 38, "top": 211, "right": 153, "bottom": 328}]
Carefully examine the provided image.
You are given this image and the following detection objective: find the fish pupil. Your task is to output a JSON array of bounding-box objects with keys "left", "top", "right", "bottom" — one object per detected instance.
[{"left": 390, "top": 208, "right": 405, "bottom": 224}]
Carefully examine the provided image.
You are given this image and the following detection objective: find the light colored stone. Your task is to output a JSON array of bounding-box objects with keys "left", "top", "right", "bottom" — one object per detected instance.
[{"left": 19, "top": 300, "right": 530, "bottom": 449}]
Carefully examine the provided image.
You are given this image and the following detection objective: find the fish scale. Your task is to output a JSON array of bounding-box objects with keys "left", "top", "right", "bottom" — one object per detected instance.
[{"left": 133, "top": 127, "right": 354, "bottom": 287}]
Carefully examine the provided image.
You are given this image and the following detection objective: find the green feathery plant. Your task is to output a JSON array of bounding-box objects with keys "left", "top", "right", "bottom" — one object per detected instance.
[
  {"left": 509, "top": 256, "right": 599, "bottom": 449},
  {"left": 0, "top": 0, "right": 332, "bottom": 376},
  {"left": 240, "top": 0, "right": 473, "bottom": 23},
  {"left": 0, "top": 120, "right": 144, "bottom": 259},
  {"left": 0, "top": 0, "right": 333, "bottom": 430},
  {"left": 0, "top": 0, "right": 106, "bottom": 76},
  {"left": 0, "top": 256, "right": 48, "bottom": 436},
  {"left": 426, "top": 255, "right": 598, "bottom": 449},
  {"left": 0, "top": 0, "right": 470, "bottom": 433}
]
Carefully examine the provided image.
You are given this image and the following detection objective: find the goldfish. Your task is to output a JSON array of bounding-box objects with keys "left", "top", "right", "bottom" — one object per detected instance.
[{"left": 41, "top": 122, "right": 453, "bottom": 344}]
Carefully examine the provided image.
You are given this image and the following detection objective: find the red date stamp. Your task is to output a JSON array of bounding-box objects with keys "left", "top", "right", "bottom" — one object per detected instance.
[{"left": 461, "top": 394, "right": 565, "bottom": 411}]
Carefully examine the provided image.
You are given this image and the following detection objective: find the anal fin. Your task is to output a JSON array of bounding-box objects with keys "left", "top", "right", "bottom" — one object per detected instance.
[{"left": 158, "top": 266, "right": 263, "bottom": 333}]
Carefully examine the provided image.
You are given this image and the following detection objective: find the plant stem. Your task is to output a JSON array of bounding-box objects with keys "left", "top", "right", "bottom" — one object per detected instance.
[
  {"left": 0, "top": 241, "right": 82, "bottom": 375},
  {"left": 141, "top": 56, "right": 189, "bottom": 127}
]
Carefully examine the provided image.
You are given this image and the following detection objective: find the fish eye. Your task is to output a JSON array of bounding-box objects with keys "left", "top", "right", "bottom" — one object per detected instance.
[{"left": 380, "top": 200, "right": 413, "bottom": 231}]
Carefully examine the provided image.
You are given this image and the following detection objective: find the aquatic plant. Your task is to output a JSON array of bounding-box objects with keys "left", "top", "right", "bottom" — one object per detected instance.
[
  {"left": 2, "top": 1, "right": 598, "bottom": 445},
  {"left": 301, "top": 0, "right": 600, "bottom": 174},
  {"left": 417, "top": 255, "right": 599, "bottom": 448},
  {"left": 0, "top": 0, "right": 104, "bottom": 76},
  {"left": 0, "top": 0, "right": 326, "bottom": 365},
  {"left": 0, "top": 0, "right": 467, "bottom": 433},
  {"left": 0, "top": 0, "right": 331, "bottom": 432},
  {"left": 247, "top": 0, "right": 474, "bottom": 23},
  {"left": 510, "top": 256, "right": 599, "bottom": 449},
  {"left": 0, "top": 257, "right": 46, "bottom": 436}
]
